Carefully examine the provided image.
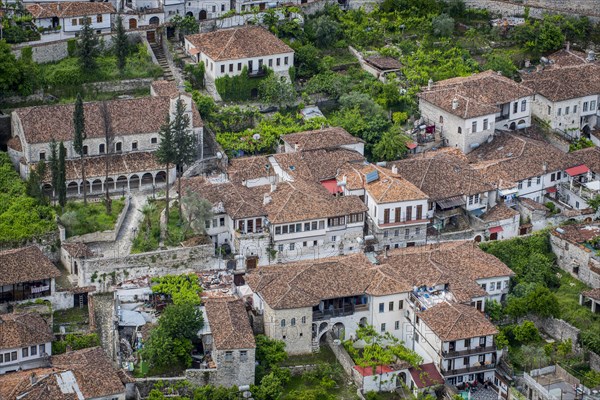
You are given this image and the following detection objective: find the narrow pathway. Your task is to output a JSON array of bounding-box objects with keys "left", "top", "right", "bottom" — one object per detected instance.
[{"left": 150, "top": 42, "right": 174, "bottom": 81}]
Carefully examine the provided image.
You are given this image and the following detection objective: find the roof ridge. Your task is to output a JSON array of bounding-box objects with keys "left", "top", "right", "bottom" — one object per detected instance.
[{"left": 215, "top": 28, "right": 238, "bottom": 63}]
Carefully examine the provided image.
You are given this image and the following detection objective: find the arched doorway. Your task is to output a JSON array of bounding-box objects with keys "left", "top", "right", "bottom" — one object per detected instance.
[
  {"left": 359, "top": 317, "right": 368, "bottom": 327},
  {"left": 116, "top": 175, "right": 128, "bottom": 191},
  {"left": 199, "top": 10, "right": 207, "bottom": 20},
  {"left": 129, "top": 174, "right": 140, "bottom": 189},
  {"left": 186, "top": 11, "right": 193, "bottom": 17},
  {"left": 92, "top": 179, "right": 102, "bottom": 193},
  {"left": 141, "top": 173, "right": 153, "bottom": 186},
  {"left": 106, "top": 177, "right": 115, "bottom": 191},
  {"left": 582, "top": 124, "right": 591, "bottom": 138},
  {"left": 474, "top": 235, "right": 482, "bottom": 243},
  {"left": 43, "top": 184, "right": 53, "bottom": 197},
  {"left": 155, "top": 171, "right": 167, "bottom": 184},
  {"left": 128, "top": 18, "right": 137, "bottom": 29},
  {"left": 397, "top": 372, "right": 407, "bottom": 388},
  {"left": 331, "top": 322, "right": 345, "bottom": 340},
  {"left": 509, "top": 121, "right": 516, "bottom": 130},
  {"left": 517, "top": 119, "right": 526, "bottom": 129},
  {"left": 149, "top": 16, "right": 160, "bottom": 25},
  {"left": 67, "top": 181, "right": 79, "bottom": 196}
]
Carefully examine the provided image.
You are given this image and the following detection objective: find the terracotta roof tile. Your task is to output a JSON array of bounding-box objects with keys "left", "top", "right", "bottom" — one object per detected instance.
[
  {"left": 185, "top": 26, "right": 293, "bottom": 62},
  {"left": 26, "top": 2, "right": 115, "bottom": 18},
  {"left": 419, "top": 302, "right": 498, "bottom": 341},
  {"left": 519, "top": 197, "right": 549, "bottom": 211},
  {"left": 521, "top": 62, "right": 600, "bottom": 102},
  {"left": 204, "top": 297, "right": 256, "bottom": 350},
  {"left": 570, "top": 147, "right": 600, "bottom": 173},
  {"left": 273, "top": 148, "right": 364, "bottom": 182},
  {"left": 0, "top": 246, "right": 61, "bottom": 286},
  {"left": 0, "top": 312, "right": 54, "bottom": 350},
  {"left": 552, "top": 222, "right": 600, "bottom": 244},
  {"left": 62, "top": 242, "right": 94, "bottom": 258},
  {"left": 480, "top": 203, "right": 519, "bottom": 222},
  {"left": 582, "top": 288, "right": 600, "bottom": 301},
  {"left": 7, "top": 136, "right": 22, "bottom": 152},
  {"left": 228, "top": 155, "right": 272, "bottom": 183},
  {"left": 547, "top": 49, "right": 596, "bottom": 68},
  {"left": 281, "top": 127, "right": 363, "bottom": 151},
  {"left": 365, "top": 56, "right": 402, "bottom": 70},
  {"left": 150, "top": 80, "right": 180, "bottom": 98}
]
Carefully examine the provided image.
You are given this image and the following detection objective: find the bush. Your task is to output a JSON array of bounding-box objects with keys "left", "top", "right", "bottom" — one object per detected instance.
[
  {"left": 514, "top": 321, "right": 540, "bottom": 344},
  {"left": 67, "top": 39, "right": 77, "bottom": 57},
  {"left": 52, "top": 333, "right": 101, "bottom": 354},
  {"left": 59, "top": 199, "right": 125, "bottom": 237}
]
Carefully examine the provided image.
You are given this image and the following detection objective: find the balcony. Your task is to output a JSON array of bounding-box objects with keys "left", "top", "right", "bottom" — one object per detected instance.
[
  {"left": 248, "top": 67, "right": 267, "bottom": 78},
  {"left": 442, "top": 362, "right": 496, "bottom": 377},
  {"left": 312, "top": 303, "right": 368, "bottom": 321},
  {"left": 442, "top": 345, "right": 496, "bottom": 359},
  {"left": 559, "top": 180, "right": 600, "bottom": 202}
]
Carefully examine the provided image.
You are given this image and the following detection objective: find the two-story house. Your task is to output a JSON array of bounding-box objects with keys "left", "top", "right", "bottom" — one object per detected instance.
[
  {"left": 337, "top": 162, "right": 429, "bottom": 249},
  {"left": 26, "top": 2, "right": 115, "bottom": 43},
  {"left": 280, "top": 127, "right": 365, "bottom": 155},
  {"left": 390, "top": 148, "right": 496, "bottom": 236},
  {"left": 0, "top": 312, "right": 54, "bottom": 374},
  {"left": 418, "top": 70, "right": 534, "bottom": 154},
  {"left": 521, "top": 49, "right": 599, "bottom": 141},
  {"left": 557, "top": 147, "right": 600, "bottom": 210},
  {"left": 0, "top": 246, "right": 61, "bottom": 307},
  {"left": 184, "top": 26, "right": 294, "bottom": 84},
  {"left": 8, "top": 81, "right": 203, "bottom": 198}
]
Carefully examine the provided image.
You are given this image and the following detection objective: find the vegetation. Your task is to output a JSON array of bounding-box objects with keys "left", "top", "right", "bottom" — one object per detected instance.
[
  {"left": 52, "top": 333, "right": 101, "bottom": 354},
  {"left": 72, "top": 93, "right": 88, "bottom": 203},
  {"left": 0, "top": 39, "right": 40, "bottom": 95},
  {"left": 150, "top": 274, "right": 203, "bottom": 306},
  {"left": 0, "top": 153, "right": 56, "bottom": 243},
  {"left": 76, "top": 16, "right": 100, "bottom": 73},
  {"left": 114, "top": 15, "right": 129, "bottom": 74},
  {"left": 215, "top": 67, "right": 273, "bottom": 101},
  {"left": 569, "top": 137, "right": 595, "bottom": 152},
  {"left": 59, "top": 199, "right": 125, "bottom": 237}
]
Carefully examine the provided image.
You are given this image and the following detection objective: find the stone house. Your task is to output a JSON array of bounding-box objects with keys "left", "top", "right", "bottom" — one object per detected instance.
[
  {"left": 184, "top": 26, "right": 294, "bottom": 83},
  {"left": 280, "top": 127, "right": 365, "bottom": 155},
  {"left": 521, "top": 49, "right": 600, "bottom": 141},
  {"left": 25, "top": 2, "right": 114, "bottom": 43},
  {"left": 60, "top": 242, "right": 95, "bottom": 278},
  {"left": 163, "top": 0, "right": 231, "bottom": 21},
  {"left": 0, "top": 246, "right": 62, "bottom": 309},
  {"left": 8, "top": 81, "right": 202, "bottom": 198},
  {"left": 556, "top": 147, "right": 600, "bottom": 210},
  {"left": 0, "top": 312, "right": 54, "bottom": 374},
  {"left": 471, "top": 203, "right": 520, "bottom": 240},
  {"left": 201, "top": 297, "right": 256, "bottom": 387},
  {"left": 580, "top": 288, "right": 600, "bottom": 314},
  {"left": 0, "top": 347, "right": 127, "bottom": 399},
  {"left": 550, "top": 223, "right": 600, "bottom": 289},
  {"left": 418, "top": 70, "right": 534, "bottom": 154}
]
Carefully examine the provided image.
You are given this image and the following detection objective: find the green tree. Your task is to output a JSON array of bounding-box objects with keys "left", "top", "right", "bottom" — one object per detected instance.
[
  {"left": 432, "top": 14, "right": 454, "bottom": 37},
  {"left": 255, "top": 334, "right": 287, "bottom": 381},
  {"left": 171, "top": 99, "right": 198, "bottom": 221},
  {"left": 372, "top": 126, "right": 409, "bottom": 162},
  {"left": 155, "top": 116, "right": 176, "bottom": 228},
  {"left": 0, "top": 40, "right": 20, "bottom": 93},
  {"left": 26, "top": 161, "right": 46, "bottom": 204},
  {"left": 258, "top": 75, "right": 296, "bottom": 109},
  {"left": 514, "top": 321, "right": 540, "bottom": 344},
  {"left": 72, "top": 93, "right": 88, "bottom": 204},
  {"left": 307, "top": 15, "right": 340, "bottom": 48},
  {"left": 49, "top": 139, "right": 59, "bottom": 204},
  {"left": 171, "top": 14, "right": 199, "bottom": 38},
  {"left": 114, "top": 15, "right": 129, "bottom": 74},
  {"left": 181, "top": 192, "right": 213, "bottom": 234},
  {"left": 76, "top": 16, "right": 100, "bottom": 72},
  {"left": 587, "top": 194, "right": 600, "bottom": 215},
  {"left": 446, "top": 0, "right": 466, "bottom": 18},
  {"left": 58, "top": 141, "right": 67, "bottom": 207},
  {"left": 484, "top": 53, "right": 518, "bottom": 78},
  {"left": 485, "top": 300, "right": 504, "bottom": 322},
  {"left": 151, "top": 274, "right": 203, "bottom": 306}
]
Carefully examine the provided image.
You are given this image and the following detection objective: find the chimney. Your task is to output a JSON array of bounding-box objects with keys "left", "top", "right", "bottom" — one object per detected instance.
[
  {"left": 452, "top": 98, "right": 459, "bottom": 110},
  {"left": 263, "top": 193, "right": 272, "bottom": 205},
  {"left": 497, "top": 70, "right": 502, "bottom": 76},
  {"left": 391, "top": 164, "right": 398, "bottom": 174},
  {"left": 57, "top": 3, "right": 61, "bottom": 10},
  {"left": 427, "top": 78, "right": 433, "bottom": 90},
  {"left": 30, "top": 372, "right": 37, "bottom": 385},
  {"left": 587, "top": 50, "right": 597, "bottom": 62},
  {"left": 270, "top": 182, "right": 277, "bottom": 193},
  {"left": 294, "top": 142, "right": 300, "bottom": 151},
  {"left": 566, "top": 41, "right": 570, "bottom": 52}
]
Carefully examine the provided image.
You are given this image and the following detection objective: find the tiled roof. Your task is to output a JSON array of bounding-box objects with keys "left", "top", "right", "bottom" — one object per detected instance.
[
  {"left": 228, "top": 155, "right": 272, "bottom": 183},
  {"left": 183, "top": 176, "right": 266, "bottom": 219},
  {"left": 7, "top": 136, "right": 22, "bottom": 152},
  {"left": 0, "top": 312, "right": 54, "bottom": 350},
  {"left": 273, "top": 148, "right": 365, "bottom": 182},
  {"left": 468, "top": 133, "right": 575, "bottom": 185},
  {"left": 365, "top": 56, "right": 402, "bottom": 70},
  {"left": 570, "top": 147, "right": 600, "bottom": 173},
  {"left": 480, "top": 203, "right": 519, "bottom": 222},
  {"left": 547, "top": 49, "right": 595, "bottom": 68},
  {"left": 519, "top": 197, "right": 549, "bottom": 211},
  {"left": 0, "top": 246, "right": 61, "bottom": 286},
  {"left": 551, "top": 222, "right": 600, "bottom": 244},
  {"left": 14, "top": 96, "right": 202, "bottom": 145},
  {"left": 0, "top": 368, "right": 56, "bottom": 400},
  {"left": 281, "top": 127, "right": 363, "bottom": 151},
  {"left": 391, "top": 149, "right": 494, "bottom": 201},
  {"left": 582, "top": 288, "right": 600, "bottom": 301},
  {"left": 26, "top": 2, "right": 115, "bottom": 18},
  {"left": 264, "top": 179, "right": 367, "bottom": 224},
  {"left": 521, "top": 63, "right": 600, "bottom": 102},
  {"left": 409, "top": 363, "right": 444, "bottom": 388},
  {"left": 150, "top": 80, "right": 180, "bottom": 98},
  {"left": 337, "top": 163, "right": 429, "bottom": 203},
  {"left": 418, "top": 70, "right": 534, "bottom": 119},
  {"left": 185, "top": 26, "right": 293, "bottom": 62},
  {"left": 246, "top": 254, "right": 376, "bottom": 309},
  {"left": 62, "top": 242, "right": 94, "bottom": 258},
  {"left": 204, "top": 297, "right": 256, "bottom": 350},
  {"left": 419, "top": 302, "right": 498, "bottom": 341}
]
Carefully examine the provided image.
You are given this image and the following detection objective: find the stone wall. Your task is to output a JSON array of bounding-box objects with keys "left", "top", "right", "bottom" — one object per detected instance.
[
  {"left": 65, "top": 196, "right": 130, "bottom": 244},
  {"left": 589, "top": 350, "right": 600, "bottom": 371},
  {"left": 83, "top": 78, "right": 154, "bottom": 94},
  {"left": 464, "top": 0, "right": 600, "bottom": 22},
  {"left": 80, "top": 244, "right": 217, "bottom": 288},
  {"left": 550, "top": 232, "right": 600, "bottom": 289},
  {"left": 91, "top": 292, "right": 119, "bottom": 364},
  {"left": 524, "top": 315, "right": 580, "bottom": 351},
  {"left": 134, "top": 377, "right": 188, "bottom": 399},
  {"left": 0, "top": 230, "right": 61, "bottom": 262},
  {"left": 325, "top": 331, "right": 357, "bottom": 383}
]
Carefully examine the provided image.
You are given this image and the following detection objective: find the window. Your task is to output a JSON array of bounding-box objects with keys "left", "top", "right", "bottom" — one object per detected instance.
[
  {"left": 550, "top": 173, "right": 556, "bottom": 182},
  {"left": 576, "top": 201, "right": 580, "bottom": 208},
  {"left": 205, "top": 220, "right": 210, "bottom": 229},
  {"left": 478, "top": 354, "right": 485, "bottom": 363},
  {"left": 471, "top": 121, "right": 477, "bottom": 133},
  {"left": 221, "top": 65, "right": 225, "bottom": 73},
  {"left": 348, "top": 213, "right": 363, "bottom": 223},
  {"left": 212, "top": 5, "right": 216, "bottom": 11},
  {"left": 291, "top": 318, "right": 296, "bottom": 326},
  {"left": 31, "top": 346, "right": 37, "bottom": 356},
  {"left": 229, "top": 63, "right": 233, "bottom": 72},
  {"left": 416, "top": 227, "right": 421, "bottom": 235},
  {"left": 281, "top": 319, "right": 286, "bottom": 327},
  {"left": 584, "top": 102, "right": 589, "bottom": 112},
  {"left": 399, "top": 300, "right": 403, "bottom": 309},
  {"left": 82, "top": 145, "right": 88, "bottom": 155},
  {"left": 282, "top": 225, "right": 288, "bottom": 234},
  {"left": 521, "top": 100, "right": 526, "bottom": 112},
  {"left": 284, "top": 56, "right": 289, "bottom": 65},
  {"left": 302, "top": 316, "right": 306, "bottom": 324},
  {"left": 394, "top": 229, "right": 399, "bottom": 237},
  {"left": 289, "top": 224, "right": 295, "bottom": 233},
  {"left": 547, "top": 106, "right": 551, "bottom": 115},
  {"left": 225, "top": 351, "right": 233, "bottom": 361},
  {"left": 379, "top": 303, "right": 384, "bottom": 313},
  {"left": 220, "top": 217, "right": 225, "bottom": 226},
  {"left": 565, "top": 106, "right": 570, "bottom": 115},
  {"left": 483, "top": 119, "right": 489, "bottom": 130},
  {"left": 464, "top": 338, "right": 471, "bottom": 347},
  {"left": 458, "top": 376, "right": 464, "bottom": 383},
  {"left": 313, "top": 240, "right": 317, "bottom": 246},
  {"left": 277, "top": 244, "right": 283, "bottom": 252},
  {"left": 289, "top": 243, "right": 295, "bottom": 251},
  {"left": 132, "top": 141, "right": 138, "bottom": 151},
  {"left": 416, "top": 205, "right": 423, "bottom": 220},
  {"left": 303, "top": 241, "right": 307, "bottom": 247},
  {"left": 331, "top": 235, "right": 337, "bottom": 242},
  {"left": 464, "top": 357, "right": 469, "bottom": 366},
  {"left": 22, "top": 347, "right": 28, "bottom": 358},
  {"left": 591, "top": 100, "right": 597, "bottom": 110},
  {"left": 221, "top": 4, "right": 225, "bottom": 11},
  {"left": 39, "top": 344, "right": 45, "bottom": 355},
  {"left": 116, "top": 142, "right": 122, "bottom": 152},
  {"left": 72, "top": 18, "right": 77, "bottom": 25},
  {"left": 395, "top": 321, "right": 400, "bottom": 330},
  {"left": 319, "top": 221, "right": 325, "bottom": 229},
  {"left": 39, "top": 152, "right": 46, "bottom": 160},
  {"left": 240, "top": 350, "right": 248, "bottom": 362},
  {"left": 312, "top": 221, "right": 318, "bottom": 230},
  {"left": 481, "top": 283, "right": 487, "bottom": 291},
  {"left": 513, "top": 102, "right": 518, "bottom": 114},
  {"left": 328, "top": 216, "right": 345, "bottom": 227},
  {"left": 536, "top": 176, "right": 541, "bottom": 185},
  {"left": 527, "top": 178, "right": 532, "bottom": 187},
  {"left": 389, "top": 301, "right": 394, "bottom": 311},
  {"left": 276, "top": 58, "right": 281, "bottom": 66},
  {"left": 384, "top": 230, "right": 389, "bottom": 238},
  {"left": 268, "top": 59, "right": 273, "bottom": 67},
  {"left": 458, "top": 127, "right": 462, "bottom": 134},
  {"left": 405, "top": 229, "right": 410, "bottom": 239},
  {"left": 479, "top": 336, "right": 486, "bottom": 346},
  {"left": 0, "top": 354, "right": 2, "bottom": 363},
  {"left": 238, "top": 62, "right": 242, "bottom": 71},
  {"left": 406, "top": 206, "right": 412, "bottom": 221},
  {"left": 557, "top": 171, "right": 562, "bottom": 180},
  {"left": 380, "top": 323, "right": 386, "bottom": 332},
  {"left": 574, "top": 105, "right": 578, "bottom": 113},
  {"left": 504, "top": 281, "right": 509, "bottom": 289},
  {"left": 558, "top": 108, "right": 562, "bottom": 116},
  {"left": 96, "top": 14, "right": 103, "bottom": 23}
]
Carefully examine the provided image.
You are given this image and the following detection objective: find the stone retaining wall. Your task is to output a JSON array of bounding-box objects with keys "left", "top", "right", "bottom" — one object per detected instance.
[{"left": 64, "top": 196, "right": 130, "bottom": 244}]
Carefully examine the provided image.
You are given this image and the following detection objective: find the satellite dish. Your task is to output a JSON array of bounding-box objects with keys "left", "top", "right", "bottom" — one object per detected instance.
[
  {"left": 216, "top": 151, "right": 223, "bottom": 160},
  {"left": 253, "top": 133, "right": 261, "bottom": 140}
]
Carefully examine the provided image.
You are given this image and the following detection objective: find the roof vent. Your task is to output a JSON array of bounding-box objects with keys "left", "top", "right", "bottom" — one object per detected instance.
[
  {"left": 452, "top": 98, "right": 459, "bottom": 110},
  {"left": 427, "top": 78, "right": 433, "bottom": 90},
  {"left": 391, "top": 165, "right": 398, "bottom": 174}
]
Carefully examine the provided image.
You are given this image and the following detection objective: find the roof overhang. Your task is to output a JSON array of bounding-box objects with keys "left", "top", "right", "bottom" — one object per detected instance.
[
  {"left": 489, "top": 226, "right": 504, "bottom": 234},
  {"left": 566, "top": 165, "right": 590, "bottom": 177}
]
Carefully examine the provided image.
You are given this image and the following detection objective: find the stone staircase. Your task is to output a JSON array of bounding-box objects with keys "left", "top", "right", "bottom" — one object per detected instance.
[{"left": 150, "top": 42, "right": 174, "bottom": 81}]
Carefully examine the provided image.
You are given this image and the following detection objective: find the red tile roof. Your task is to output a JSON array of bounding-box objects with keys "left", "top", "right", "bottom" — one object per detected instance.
[
  {"left": 565, "top": 165, "right": 590, "bottom": 177},
  {"left": 0, "top": 246, "right": 61, "bottom": 286},
  {"left": 409, "top": 363, "right": 444, "bottom": 388},
  {"left": 204, "top": 297, "right": 256, "bottom": 350},
  {"left": 0, "top": 312, "right": 54, "bottom": 350},
  {"left": 26, "top": 2, "right": 115, "bottom": 18},
  {"left": 354, "top": 365, "right": 394, "bottom": 377}
]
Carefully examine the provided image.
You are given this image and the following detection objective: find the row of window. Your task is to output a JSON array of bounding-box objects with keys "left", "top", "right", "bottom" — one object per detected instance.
[
  {"left": 206, "top": 217, "right": 226, "bottom": 229},
  {"left": 378, "top": 300, "right": 404, "bottom": 313},
  {"left": 380, "top": 321, "right": 401, "bottom": 332},
  {"left": 71, "top": 15, "right": 103, "bottom": 26},
  {"left": 467, "top": 194, "right": 480, "bottom": 206},
  {"left": 481, "top": 281, "right": 507, "bottom": 292},
  {"left": 224, "top": 349, "right": 248, "bottom": 362},
  {"left": 218, "top": 56, "right": 290, "bottom": 74},
  {"left": 0, "top": 344, "right": 45, "bottom": 364},
  {"left": 513, "top": 100, "right": 527, "bottom": 114},
  {"left": 549, "top": 101, "right": 597, "bottom": 117},
  {"left": 381, "top": 205, "right": 423, "bottom": 224},
  {"left": 277, "top": 238, "right": 349, "bottom": 252},
  {"left": 382, "top": 227, "right": 421, "bottom": 238},
  {"left": 280, "top": 316, "right": 307, "bottom": 327},
  {"left": 38, "top": 138, "right": 157, "bottom": 160},
  {"left": 274, "top": 214, "right": 364, "bottom": 235}
]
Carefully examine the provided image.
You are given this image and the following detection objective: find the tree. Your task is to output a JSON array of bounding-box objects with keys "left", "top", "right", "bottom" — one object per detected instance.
[
  {"left": 151, "top": 274, "right": 203, "bottom": 306},
  {"left": 0, "top": 40, "right": 20, "bottom": 93},
  {"left": 446, "top": 0, "right": 466, "bottom": 18},
  {"left": 307, "top": 15, "right": 340, "bottom": 48},
  {"left": 484, "top": 53, "right": 518, "bottom": 79},
  {"left": 171, "top": 14, "right": 199, "bottom": 38},
  {"left": 155, "top": 116, "right": 176, "bottom": 229},
  {"left": 114, "top": 15, "right": 129, "bottom": 74},
  {"left": 57, "top": 142, "right": 67, "bottom": 207},
  {"left": 171, "top": 99, "right": 198, "bottom": 221},
  {"left": 26, "top": 161, "right": 46, "bottom": 204},
  {"left": 485, "top": 300, "right": 504, "bottom": 322},
  {"left": 76, "top": 15, "right": 99, "bottom": 72},
  {"left": 514, "top": 321, "right": 540, "bottom": 344},
  {"left": 432, "top": 14, "right": 455, "bottom": 37},
  {"left": 588, "top": 194, "right": 600, "bottom": 216},
  {"left": 72, "top": 93, "right": 88, "bottom": 204},
  {"left": 139, "top": 202, "right": 156, "bottom": 241},
  {"left": 372, "top": 127, "right": 410, "bottom": 162},
  {"left": 258, "top": 75, "right": 296, "bottom": 109},
  {"left": 255, "top": 335, "right": 287, "bottom": 381},
  {"left": 100, "top": 101, "right": 114, "bottom": 214},
  {"left": 181, "top": 192, "right": 213, "bottom": 234}
]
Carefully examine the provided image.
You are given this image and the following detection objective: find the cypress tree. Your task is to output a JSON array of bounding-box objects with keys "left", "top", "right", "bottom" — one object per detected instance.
[
  {"left": 58, "top": 142, "right": 67, "bottom": 208},
  {"left": 49, "top": 139, "right": 59, "bottom": 203},
  {"left": 114, "top": 15, "right": 128, "bottom": 74},
  {"left": 73, "top": 93, "right": 87, "bottom": 204},
  {"left": 171, "top": 98, "right": 197, "bottom": 221},
  {"left": 155, "top": 116, "right": 176, "bottom": 229},
  {"left": 77, "top": 16, "right": 99, "bottom": 73}
]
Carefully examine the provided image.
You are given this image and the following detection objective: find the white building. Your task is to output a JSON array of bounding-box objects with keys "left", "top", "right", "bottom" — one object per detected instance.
[
  {"left": 521, "top": 49, "right": 600, "bottom": 141},
  {"left": 0, "top": 312, "right": 54, "bottom": 374},
  {"left": 25, "top": 2, "right": 115, "bottom": 43},
  {"left": 418, "top": 70, "right": 534, "bottom": 154},
  {"left": 280, "top": 127, "right": 364, "bottom": 155},
  {"left": 184, "top": 25, "right": 294, "bottom": 83},
  {"left": 557, "top": 147, "right": 600, "bottom": 210}
]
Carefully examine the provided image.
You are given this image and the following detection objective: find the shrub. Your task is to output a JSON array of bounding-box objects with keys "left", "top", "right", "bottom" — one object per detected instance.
[
  {"left": 67, "top": 39, "right": 77, "bottom": 57},
  {"left": 21, "top": 46, "right": 33, "bottom": 62}
]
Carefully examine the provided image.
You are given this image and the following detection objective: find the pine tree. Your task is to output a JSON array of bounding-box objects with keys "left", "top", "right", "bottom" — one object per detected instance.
[
  {"left": 73, "top": 93, "right": 87, "bottom": 204},
  {"left": 58, "top": 142, "right": 67, "bottom": 208},
  {"left": 171, "top": 98, "right": 198, "bottom": 221},
  {"left": 114, "top": 15, "right": 128, "bottom": 74},
  {"left": 155, "top": 116, "right": 176, "bottom": 229},
  {"left": 77, "top": 15, "right": 99, "bottom": 73},
  {"left": 49, "top": 139, "right": 59, "bottom": 204}
]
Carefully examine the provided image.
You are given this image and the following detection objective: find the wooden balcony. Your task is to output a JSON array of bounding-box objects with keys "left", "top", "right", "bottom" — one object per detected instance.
[
  {"left": 442, "top": 362, "right": 496, "bottom": 377},
  {"left": 442, "top": 345, "right": 496, "bottom": 359}
]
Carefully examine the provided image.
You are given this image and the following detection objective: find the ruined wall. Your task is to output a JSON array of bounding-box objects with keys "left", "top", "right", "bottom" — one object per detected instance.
[{"left": 465, "top": 0, "right": 600, "bottom": 22}]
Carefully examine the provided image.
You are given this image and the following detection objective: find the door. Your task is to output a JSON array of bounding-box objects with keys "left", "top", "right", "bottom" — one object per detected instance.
[
  {"left": 128, "top": 18, "right": 137, "bottom": 29},
  {"left": 383, "top": 208, "right": 390, "bottom": 224},
  {"left": 245, "top": 257, "right": 258, "bottom": 270},
  {"left": 199, "top": 9, "right": 207, "bottom": 20},
  {"left": 490, "top": 232, "right": 498, "bottom": 240},
  {"left": 146, "top": 30, "right": 156, "bottom": 43}
]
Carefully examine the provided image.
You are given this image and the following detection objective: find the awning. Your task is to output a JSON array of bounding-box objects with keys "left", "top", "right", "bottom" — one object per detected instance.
[
  {"left": 489, "top": 226, "right": 504, "bottom": 234},
  {"left": 437, "top": 196, "right": 465, "bottom": 209},
  {"left": 321, "top": 179, "right": 343, "bottom": 195},
  {"left": 189, "top": 48, "right": 200, "bottom": 55},
  {"left": 546, "top": 187, "right": 557, "bottom": 193},
  {"left": 406, "top": 142, "right": 418, "bottom": 150},
  {"left": 566, "top": 165, "right": 590, "bottom": 177}
]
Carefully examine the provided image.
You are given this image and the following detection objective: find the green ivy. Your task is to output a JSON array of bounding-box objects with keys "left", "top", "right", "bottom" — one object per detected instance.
[{"left": 215, "top": 66, "right": 272, "bottom": 102}]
